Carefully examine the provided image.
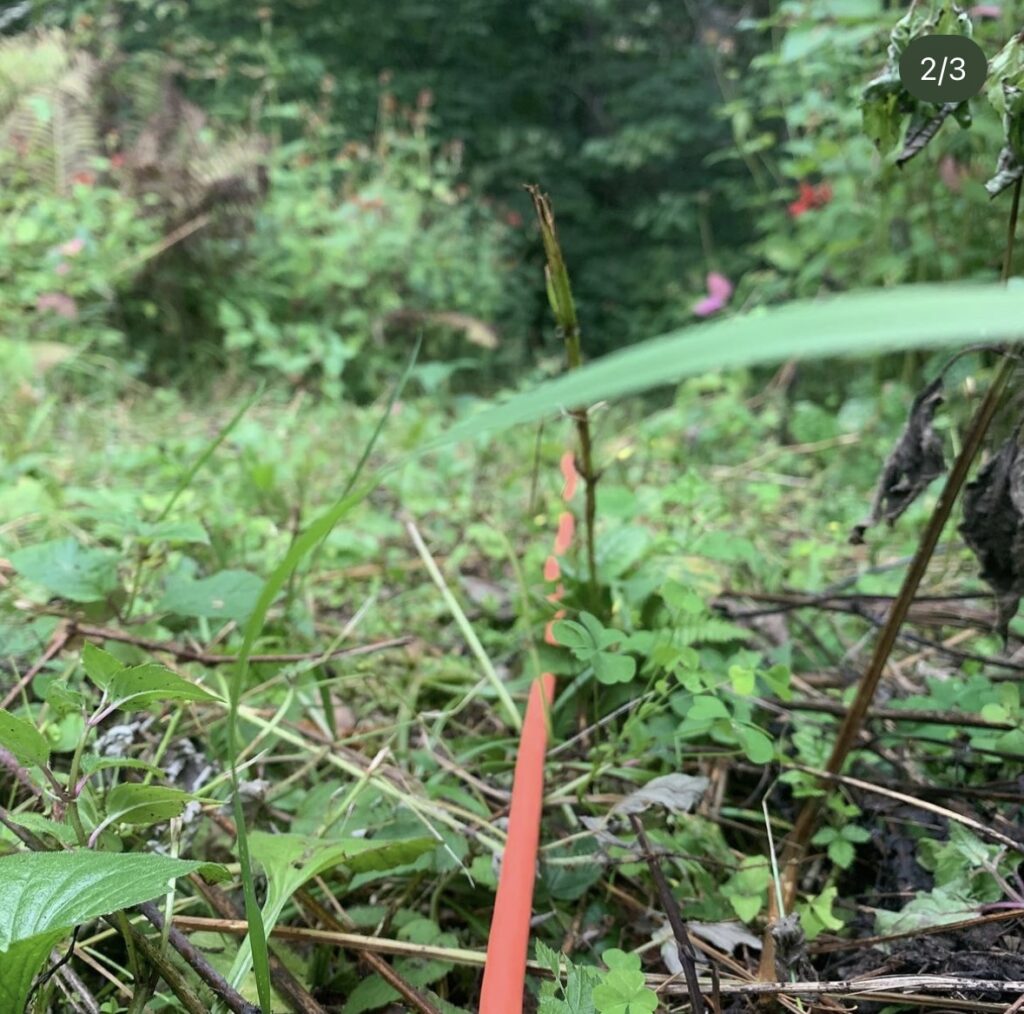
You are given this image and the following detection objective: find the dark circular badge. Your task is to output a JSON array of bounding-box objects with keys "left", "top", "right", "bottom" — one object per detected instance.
[{"left": 898, "top": 35, "right": 987, "bottom": 104}]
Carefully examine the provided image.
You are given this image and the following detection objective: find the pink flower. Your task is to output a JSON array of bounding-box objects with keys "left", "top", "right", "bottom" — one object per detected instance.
[
  {"left": 970, "top": 5, "right": 1001, "bottom": 18},
  {"left": 693, "top": 272, "right": 733, "bottom": 317},
  {"left": 939, "top": 154, "right": 968, "bottom": 193},
  {"left": 58, "top": 237, "right": 84, "bottom": 257},
  {"left": 36, "top": 292, "right": 78, "bottom": 319}
]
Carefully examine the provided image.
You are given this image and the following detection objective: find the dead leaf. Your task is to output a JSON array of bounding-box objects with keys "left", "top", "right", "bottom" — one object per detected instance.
[
  {"left": 611, "top": 773, "right": 709, "bottom": 816},
  {"left": 374, "top": 309, "right": 499, "bottom": 349},
  {"left": 851, "top": 376, "right": 946, "bottom": 544},
  {"left": 688, "top": 920, "right": 762, "bottom": 953},
  {"left": 959, "top": 430, "right": 1024, "bottom": 642}
]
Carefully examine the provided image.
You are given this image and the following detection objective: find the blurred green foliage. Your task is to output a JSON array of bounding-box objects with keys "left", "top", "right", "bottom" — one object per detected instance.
[{"left": 5, "top": 0, "right": 1024, "bottom": 394}]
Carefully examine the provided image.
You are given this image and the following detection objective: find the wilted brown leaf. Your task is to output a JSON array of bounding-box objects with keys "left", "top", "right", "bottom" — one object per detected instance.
[
  {"left": 851, "top": 377, "right": 947, "bottom": 544},
  {"left": 959, "top": 430, "right": 1024, "bottom": 643}
]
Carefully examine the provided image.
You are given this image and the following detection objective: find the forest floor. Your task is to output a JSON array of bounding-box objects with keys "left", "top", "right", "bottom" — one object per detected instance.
[{"left": 2, "top": 370, "right": 1023, "bottom": 1012}]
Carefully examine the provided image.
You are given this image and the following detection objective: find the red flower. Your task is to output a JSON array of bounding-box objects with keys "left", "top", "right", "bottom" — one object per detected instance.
[
  {"left": 71, "top": 170, "right": 96, "bottom": 187},
  {"left": 788, "top": 181, "right": 832, "bottom": 218}
]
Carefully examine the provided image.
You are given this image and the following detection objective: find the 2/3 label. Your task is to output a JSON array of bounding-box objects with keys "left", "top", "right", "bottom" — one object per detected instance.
[{"left": 898, "top": 35, "right": 987, "bottom": 104}]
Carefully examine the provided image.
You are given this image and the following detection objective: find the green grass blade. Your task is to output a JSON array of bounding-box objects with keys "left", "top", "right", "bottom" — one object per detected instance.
[
  {"left": 157, "top": 384, "right": 264, "bottom": 522},
  {"left": 225, "top": 345, "right": 419, "bottom": 1012},
  {"left": 427, "top": 284, "right": 1024, "bottom": 450}
]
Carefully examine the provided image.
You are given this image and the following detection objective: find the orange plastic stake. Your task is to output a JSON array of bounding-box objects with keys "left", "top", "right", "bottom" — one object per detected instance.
[
  {"left": 479, "top": 671, "right": 555, "bottom": 1014},
  {"left": 481, "top": 440, "right": 576, "bottom": 1010}
]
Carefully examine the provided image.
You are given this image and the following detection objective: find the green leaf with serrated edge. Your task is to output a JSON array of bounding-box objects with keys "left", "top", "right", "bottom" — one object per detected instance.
[
  {"left": 2, "top": 813, "right": 77, "bottom": 847},
  {"left": 593, "top": 948, "right": 656, "bottom": 1014},
  {"left": 828, "top": 839, "right": 855, "bottom": 869},
  {"left": 536, "top": 939, "right": 564, "bottom": 982},
  {"left": 107, "top": 664, "right": 222, "bottom": 711},
  {"left": 104, "top": 784, "right": 193, "bottom": 826},
  {"left": 0, "top": 710, "right": 49, "bottom": 768}
]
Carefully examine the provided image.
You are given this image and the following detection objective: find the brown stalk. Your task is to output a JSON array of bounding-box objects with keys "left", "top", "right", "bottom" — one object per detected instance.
[{"left": 629, "top": 814, "right": 706, "bottom": 1014}]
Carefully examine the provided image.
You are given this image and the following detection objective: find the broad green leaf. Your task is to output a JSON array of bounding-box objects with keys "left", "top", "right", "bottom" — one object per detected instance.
[
  {"left": 686, "top": 696, "right": 730, "bottom": 722},
  {"left": 81, "top": 642, "right": 124, "bottom": 689},
  {"left": 158, "top": 569, "right": 263, "bottom": 622},
  {"left": 0, "top": 931, "right": 65, "bottom": 1012},
  {"left": 874, "top": 884, "right": 977, "bottom": 935},
  {"left": 593, "top": 652, "right": 636, "bottom": 685},
  {"left": 0, "top": 709, "right": 50, "bottom": 768},
  {"left": 735, "top": 724, "right": 775, "bottom": 764},
  {"left": 552, "top": 620, "right": 594, "bottom": 653},
  {"left": 594, "top": 527, "right": 651, "bottom": 580},
  {"left": 104, "top": 783, "right": 194, "bottom": 826},
  {"left": 2, "top": 813, "right": 77, "bottom": 847},
  {"left": 107, "top": 664, "right": 222, "bottom": 711},
  {"left": 9, "top": 538, "right": 119, "bottom": 604},
  {"left": 827, "top": 839, "right": 855, "bottom": 869},
  {"left": 0, "top": 851, "right": 209, "bottom": 1012},
  {"left": 0, "top": 851, "right": 207, "bottom": 949},
  {"left": 799, "top": 886, "right": 844, "bottom": 939},
  {"left": 728, "top": 894, "right": 764, "bottom": 922},
  {"left": 729, "top": 666, "right": 756, "bottom": 696},
  {"left": 34, "top": 677, "right": 85, "bottom": 716},
  {"left": 228, "top": 831, "right": 436, "bottom": 990}
]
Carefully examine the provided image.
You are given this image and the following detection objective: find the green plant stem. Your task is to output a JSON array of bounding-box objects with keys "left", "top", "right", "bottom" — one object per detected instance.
[{"left": 526, "top": 184, "right": 600, "bottom": 598}]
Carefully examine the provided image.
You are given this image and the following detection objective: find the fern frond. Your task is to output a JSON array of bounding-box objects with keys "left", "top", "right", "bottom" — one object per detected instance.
[{"left": 0, "top": 31, "right": 99, "bottom": 192}]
